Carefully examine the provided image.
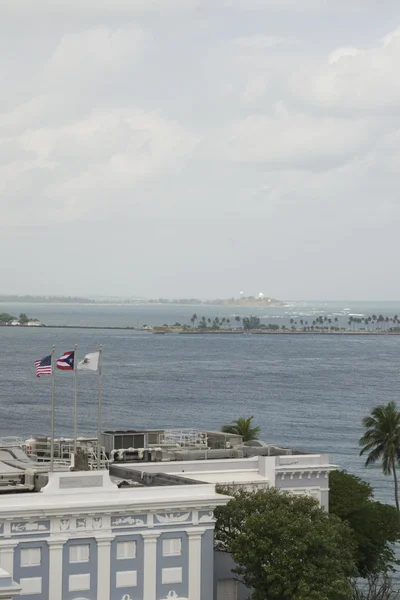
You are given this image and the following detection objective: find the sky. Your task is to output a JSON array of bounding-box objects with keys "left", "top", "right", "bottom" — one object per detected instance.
[{"left": 1, "top": 0, "right": 400, "bottom": 300}]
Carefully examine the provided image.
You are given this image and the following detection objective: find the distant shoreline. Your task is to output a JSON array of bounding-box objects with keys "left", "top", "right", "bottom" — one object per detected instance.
[
  {"left": 3, "top": 324, "right": 400, "bottom": 335},
  {"left": 0, "top": 295, "right": 285, "bottom": 307}
]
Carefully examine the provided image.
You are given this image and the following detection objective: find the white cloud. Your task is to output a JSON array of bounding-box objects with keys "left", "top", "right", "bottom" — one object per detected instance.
[
  {"left": 296, "top": 26, "right": 400, "bottom": 111},
  {"left": 2, "top": 2, "right": 400, "bottom": 297},
  {"left": 205, "top": 106, "right": 374, "bottom": 169},
  {"left": 44, "top": 25, "right": 146, "bottom": 78},
  {"left": 0, "top": 107, "right": 199, "bottom": 226}
]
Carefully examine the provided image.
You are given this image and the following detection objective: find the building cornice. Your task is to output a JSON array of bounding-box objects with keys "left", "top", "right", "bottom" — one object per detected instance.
[{"left": 0, "top": 496, "right": 229, "bottom": 522}]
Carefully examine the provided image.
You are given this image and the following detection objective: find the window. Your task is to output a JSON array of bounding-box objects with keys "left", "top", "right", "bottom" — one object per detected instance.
[
  {"left": 68, "top": 573, "right": 90, "bottom": 592},
  {"left": 19, "top": 577, "right": 42, "bottom": 595},
  {"left": 161, "top": 567, "right": 182, "bottom": 584},
  {"left": 116, "top": 570, "right": 137, "bottom": 588},
  {"left": 20, "top": 548, "right": 41, "bottom": 567},
  {"left": 117, "top": 541, "right": 136, "bottom": 560},
  {"left": 162, "top": 537, "right": 182, "bottom": 557},
  {"left": 69, "top": 544, "right": 90, "bottom": 563}
]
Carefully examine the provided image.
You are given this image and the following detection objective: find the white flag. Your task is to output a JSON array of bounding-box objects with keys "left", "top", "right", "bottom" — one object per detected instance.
[{"left": 77, "top": 351, "right": 100, "bottom": 371}]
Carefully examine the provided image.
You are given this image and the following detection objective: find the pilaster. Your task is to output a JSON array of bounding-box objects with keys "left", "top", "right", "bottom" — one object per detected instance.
[
  {"left": 187, "top": 528, "right": 205, "bottom": 600},
  {"left": 141, "top": 531, "right": 159, "bottom": 600},
  {"left": 96, "top": 536, "right": 113, "bottom": 600},
  {"left": 48, "top": 540, "right": 64, "bottom": 600},
  {"left": 0, "top": 543, "right": 18, "bottom": 578}
]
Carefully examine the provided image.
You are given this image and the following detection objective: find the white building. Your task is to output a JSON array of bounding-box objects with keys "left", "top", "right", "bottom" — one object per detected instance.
[
  {"left": 0, "top": 469, "right": 231, "bottom": 600},
  {"left": 112, "top": 453, "right": 334, "bottom": 510},
  {"left": 0, "top": 431, "right": 336, "bottom": 600}
]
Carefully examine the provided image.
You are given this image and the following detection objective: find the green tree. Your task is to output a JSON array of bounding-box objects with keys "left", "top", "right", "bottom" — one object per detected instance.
[
  {"left": 221, "top": 416, "right": 260, "bottom": 441},
  {"left": 329, "top": 470, "right": 400, "bottom": 576},
  {"left": 214, "top": 487, "right": 355, "bottom": 600},
  {"left": 242, "top": 316, "right": 261, "bottom": 330},
  {"left": 198, "top": 316, "right": 207, "bottom": 330},
  {"left": 359, "top": 401, "right": 400, "bottom": 513},
  {"left": 0, "top": 313, "right": 15, "bottom": 324}
]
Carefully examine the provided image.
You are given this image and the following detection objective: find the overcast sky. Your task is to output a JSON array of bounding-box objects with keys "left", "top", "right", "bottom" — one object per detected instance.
[{"left": 1, "top": 0, "right": 400, "bottom": 300}]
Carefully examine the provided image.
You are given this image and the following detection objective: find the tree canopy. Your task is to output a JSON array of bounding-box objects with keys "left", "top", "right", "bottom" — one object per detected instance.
[
  {"left": 221, "top": 416, "right": 260, "bottom": 441},
  {"left": 359, "top": 401, "right": 400, "bottom": 513},
  {"left": 329, "top": 470, "right": 400, "bottom": 578},
  {"left": 0, "top": 312, "right": 15, "bottom": 324},
  {"left": 242, "top": 315, "right": 261, "bottom": 329},
  {"left": 214, "top": 486, "right": 355, "bottom": 600}
]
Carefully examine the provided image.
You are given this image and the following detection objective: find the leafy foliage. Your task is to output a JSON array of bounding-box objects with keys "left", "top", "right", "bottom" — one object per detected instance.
[
  {"left": 0, "top": 312, "right": 15, "bottom": 324},
  {"left": 330, "top": 470, "right": 400, "bottom": 577},
  {"left": 221, "top": 416, "right": 260, "bottom": 441},
  {"left": 242, "top": 315, "right": 261, "bottom": 329},
  {"left": 214, "top": 486, "right": 355, "bottom": 600},
  {"left": 359, "top": 401, "right": 400, "bottom": 512}
]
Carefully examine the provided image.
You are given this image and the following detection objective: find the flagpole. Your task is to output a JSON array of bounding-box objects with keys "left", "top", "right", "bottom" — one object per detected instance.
[
  {"left": 50, "top": 345, "right": 56, "bottom": 472},
  {"left": 97, "top": 345, "right": 103, "bottom": 469},
  {"left": 73, "top": 343, "right": 78, "bottom": 454}
]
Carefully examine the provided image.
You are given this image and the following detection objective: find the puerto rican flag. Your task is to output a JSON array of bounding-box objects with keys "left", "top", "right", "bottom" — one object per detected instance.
[{"left": 56, "top": 350, "right": 75, "bottom": 371}]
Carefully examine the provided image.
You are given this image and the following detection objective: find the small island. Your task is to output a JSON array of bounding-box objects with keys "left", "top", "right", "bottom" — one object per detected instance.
[
  {"left": 147, "top": 295, "right": 285, "bottom": 307},
  {"left": 0, "top": 312, "right": 41, "bottom": 327}
]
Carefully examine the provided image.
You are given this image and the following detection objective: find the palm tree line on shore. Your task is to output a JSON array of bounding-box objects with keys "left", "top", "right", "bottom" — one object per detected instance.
[
  {"left": 189, "top": 314, "right": 240, "bottom": 330},
  {"left": 187, "top": 313, "right": 400, "bottom": 332}
]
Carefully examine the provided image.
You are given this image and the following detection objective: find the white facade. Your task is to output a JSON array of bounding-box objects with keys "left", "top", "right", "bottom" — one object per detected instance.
[
  {"left": 113, "top": 453, "right": 335, "bottom": 510},
  {"left": 0, "top": 470, "right": 230, "bottom": 600}
]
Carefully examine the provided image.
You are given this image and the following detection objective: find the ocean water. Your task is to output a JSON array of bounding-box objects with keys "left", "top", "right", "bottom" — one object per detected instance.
[{"left": 1, "top": 301, "right": 400, "bottom": 508}]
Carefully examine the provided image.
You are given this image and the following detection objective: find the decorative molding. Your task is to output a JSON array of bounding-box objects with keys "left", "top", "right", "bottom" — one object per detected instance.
[
  {"left": 92, "top": 517, "right": 103, "bottom": 529},
  {"left": 11, "top": 520, "right": 50, "bottom": 533},
  {"left": 111, "top": 515, "right": 146, "bottom": 527},
  {"left": 76, "top": 518, "right": 86, "bottom": 529},
  {"left": 198, "top": 511, "right": 216, "bottom": 523},
  {"left": 155, "top": 512, "right": 190, "bottom": 525},
  {"left": 60, "top": 519, "right": 70, "bottom": 531},
  {"left": 162, "top": 591, "right": 188, "bottom": 600}
]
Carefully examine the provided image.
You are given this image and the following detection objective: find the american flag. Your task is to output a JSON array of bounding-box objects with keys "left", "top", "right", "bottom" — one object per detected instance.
[{"left": 34, "top": 354, "right": 52, "bottom": 377}]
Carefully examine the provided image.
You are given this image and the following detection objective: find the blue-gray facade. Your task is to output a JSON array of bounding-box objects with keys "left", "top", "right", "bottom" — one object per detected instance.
[
  {"left": 13, "top": 540, "right": 50, "bottom": 600},
  {"left": 110, "top": 535, "right": 144, "bottom": 600}
]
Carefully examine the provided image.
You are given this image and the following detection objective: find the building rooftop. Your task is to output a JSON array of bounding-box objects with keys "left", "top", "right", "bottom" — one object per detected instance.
[{"left": 0, "top": 471, "right": 231, "bottom": 516}]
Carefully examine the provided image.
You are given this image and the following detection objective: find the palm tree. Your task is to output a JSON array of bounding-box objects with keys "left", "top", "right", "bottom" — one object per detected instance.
[
  {"left": 221, "top": 416, "right": 260, "bottom": 442},
  {"left": 359, "top": 401, "right": 400, "bottom": 513}
]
